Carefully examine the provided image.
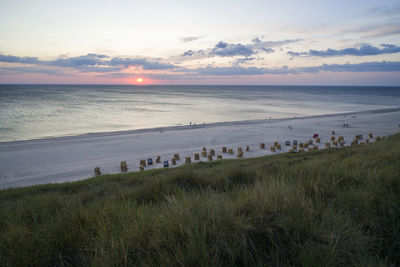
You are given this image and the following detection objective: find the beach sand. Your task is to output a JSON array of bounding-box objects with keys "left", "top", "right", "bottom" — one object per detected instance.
[{"left": 1, "top": 108, "right": 399, "bottom": 189}]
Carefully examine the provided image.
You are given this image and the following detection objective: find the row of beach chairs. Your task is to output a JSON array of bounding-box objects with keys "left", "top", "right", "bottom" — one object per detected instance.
[{"left": 94, "top": 130, "right": 382, "bottom": 176}]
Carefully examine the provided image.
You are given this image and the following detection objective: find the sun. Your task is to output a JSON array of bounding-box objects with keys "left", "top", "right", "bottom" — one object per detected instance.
[{"left": 136, "top": 78, "right": 143, "bottom": 83}]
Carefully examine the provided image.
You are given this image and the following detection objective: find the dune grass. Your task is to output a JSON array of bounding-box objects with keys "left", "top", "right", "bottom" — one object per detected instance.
[{"left": 0, "top": 134, "right": 399, "bottom": 266}]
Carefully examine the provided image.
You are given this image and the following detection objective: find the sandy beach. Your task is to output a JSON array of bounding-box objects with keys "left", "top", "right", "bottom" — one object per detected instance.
[{"left": 0, "top": 107, "right": 399, "bottom": 189}]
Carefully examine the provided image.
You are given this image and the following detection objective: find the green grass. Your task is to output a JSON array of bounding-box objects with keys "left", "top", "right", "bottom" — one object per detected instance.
[{"left": 1, "top": 134, "right": 400, "bottom": 266}]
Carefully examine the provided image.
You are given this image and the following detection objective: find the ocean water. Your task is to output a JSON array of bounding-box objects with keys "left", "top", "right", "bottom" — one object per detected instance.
[{"left": 0, "top": 84, "right": 400, "bottom": 142}]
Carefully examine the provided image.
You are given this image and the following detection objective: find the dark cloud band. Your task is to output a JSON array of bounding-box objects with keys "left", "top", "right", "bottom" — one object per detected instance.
[{"left": 287, "top": 44, "right": 400, "bottom": 57}]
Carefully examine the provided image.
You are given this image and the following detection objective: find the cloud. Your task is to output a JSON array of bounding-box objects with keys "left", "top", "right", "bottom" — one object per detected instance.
[
  {"left": 189, "top": 61, "right": 400, "bottom": 76},
  {"left": 181, "top": 37, "right": 301, "bottom": 58},
  {"left": 0, "top": 66, "right": 72, "bottom": 76},
  {"left": 108, "top": 57, "right": 176, "bottom": 70},
  {"left": 181, "top": 49, "right": 206, "bottom": 57},
  {"left": 50, "top": 53, "right": 108, "bottom": 67},
  {"left": 0, "top": 53, "right": 178, "bottom": 76},
  {"left": 195, "top": 65, "right": 293, "bottom": 76},
  {"left": 363, "top": 24, "right": 400, "bottom": 38},
  {"left": 300, "top": 61, "right": 400, "bottom": 73},
  {"left": 363, "top": 4, "right": 400, "bottom": 17},
  {"left": 339, "top": 23, "right": 400, "bottom": 39},
  {"left": 287, "top": 44, "right": 400, "bottom": 57},
  {"left": 0, "top": 54, "right": 40, "bottom": 64},
  {"left": 181, "top": 36, "right": 203, "bottom": 43},
  {"left": 210, "top": 41, "right": 255, "bottom": 57},
  {"left": 45, "top": 54, "right": 176, "bottom": 70},
  {"left": 2, "top": 50, "right": 399, "bottom": 79},
  {"left": 234, "top": 57, "right": 256, "bottom": 65},
  {"left": 251, "top": 37, "right": 301, "bottom": 49}
]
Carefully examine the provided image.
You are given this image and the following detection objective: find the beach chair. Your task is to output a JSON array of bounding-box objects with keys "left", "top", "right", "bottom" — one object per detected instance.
[
  {"left": 94, "top": 167, "right": 101, "bottom": 176},
  {"left": 147, "top": 158, "right": 153, "bottom": 165},
  {"left": 325, "top": 142, "right": 331, "bottom": 148},
  {"left": 285, "top": 140, "right": 290, "bottom": 146},
  {"left": 163, "top": 161, "right": 169, "bottom": 168},
  {"left": 120, "top": 161, "right": 128, "bottom": 172},
  {"left": 293, "top": 140, "right": 298, "bottom": 145}
]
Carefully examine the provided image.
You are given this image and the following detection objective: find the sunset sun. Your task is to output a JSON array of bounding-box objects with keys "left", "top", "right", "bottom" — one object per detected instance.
[{"left": 136, "top": 78, "right": 143, "bottom": 83}]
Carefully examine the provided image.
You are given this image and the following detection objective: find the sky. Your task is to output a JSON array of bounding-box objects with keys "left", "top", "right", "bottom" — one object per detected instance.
[{"left": 0, "top": 0, "right": 400, "bottom": 85}]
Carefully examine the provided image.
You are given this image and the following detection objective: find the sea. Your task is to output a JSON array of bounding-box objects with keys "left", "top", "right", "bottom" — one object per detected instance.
[{"left": 1, "top": 84, "right": 400, "bottom": 142}]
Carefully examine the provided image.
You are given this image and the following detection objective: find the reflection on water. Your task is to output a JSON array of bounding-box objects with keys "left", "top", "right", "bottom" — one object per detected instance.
[{"left": 0, "top": 85, "right": 399, "bottom": 142}]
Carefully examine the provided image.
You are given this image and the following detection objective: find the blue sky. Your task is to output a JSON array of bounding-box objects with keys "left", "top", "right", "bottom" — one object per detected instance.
[{"left": 0, "top": 0, "right": 399, "bottom": 85}]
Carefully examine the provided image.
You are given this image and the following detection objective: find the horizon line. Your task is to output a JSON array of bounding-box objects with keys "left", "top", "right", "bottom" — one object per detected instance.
[{"left": 0, "top": 83, "right": 399, "bottom": 87}]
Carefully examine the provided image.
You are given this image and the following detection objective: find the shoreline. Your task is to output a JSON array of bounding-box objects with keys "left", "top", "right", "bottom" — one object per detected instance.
[
  {"left": 1, "top": 107, "right": 400, "bottom": 189},
  {"left": 2, "top": 107, "right": 400, "bottom": 145}
]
